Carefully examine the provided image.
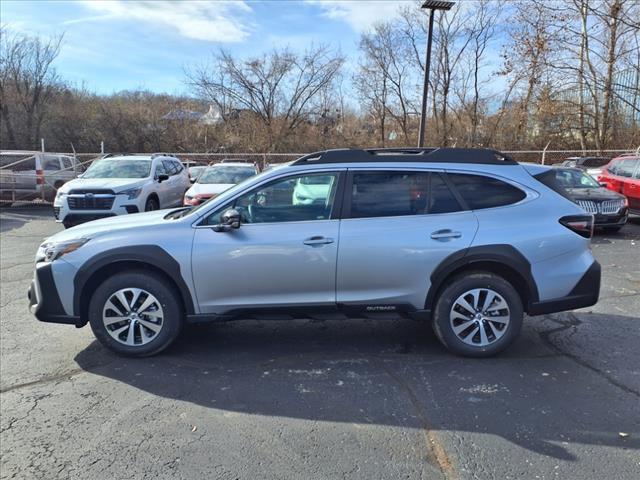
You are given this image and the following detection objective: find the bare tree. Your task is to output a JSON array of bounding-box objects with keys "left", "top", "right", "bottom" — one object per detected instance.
[
  {"left": 187, "top": 46, "right": 344, "bottom": 151},
  {"left": 0, "top": 27, "right": 63, "bottom": 149}
]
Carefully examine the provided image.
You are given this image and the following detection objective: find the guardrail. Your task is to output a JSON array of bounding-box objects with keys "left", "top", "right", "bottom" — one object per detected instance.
[{"left": 1, "top": 148, "right": 637, "bottom": 206}]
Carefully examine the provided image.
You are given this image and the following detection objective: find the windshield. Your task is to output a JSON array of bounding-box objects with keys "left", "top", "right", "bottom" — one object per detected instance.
[
  {"left": 83, "top": 159, "right": 151, "bottom": 179},
  {"left": 555, "top": 169, "right": 600, "bottom": 188},
  {"left": 198, "top": 166, "right": 255, "bottom": 185}
]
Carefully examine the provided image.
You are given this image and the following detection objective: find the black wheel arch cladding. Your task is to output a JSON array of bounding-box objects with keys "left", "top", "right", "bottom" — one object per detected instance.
[
  {"left": 73, "top": 245, "right": 195, "bottom": 318},
  {"left": 426, "top": 244, "right": 540, "bottom": 312}
]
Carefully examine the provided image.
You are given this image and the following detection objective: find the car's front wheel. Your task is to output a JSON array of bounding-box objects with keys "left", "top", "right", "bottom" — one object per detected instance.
[
  {"left": 432, "top": 272, "right": 523, "bottom": 357},
  {"left": 88, "top": 271, "right": 183, "bottom": 357},
  {"left": 144, "top": 196, "right": 159, "bottom": 211}
]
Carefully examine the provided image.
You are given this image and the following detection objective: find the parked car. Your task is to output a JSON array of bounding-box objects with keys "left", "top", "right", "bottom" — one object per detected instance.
[
  {"left": 0, "top": 151, "right": 79, "bottom": 204},
  {"left": 184, "top": 163, "right": 258, "bottom": 206},
  {"left": 54, "top": 154, "right": 190, "bottom": 228},
  {"left": 598, "top": 155, "right": 640, "bottom": 215},
  {"left": 543, "top": 167, "right": 628, "bottom": 231},
  {"left": 556, "top": 156, "right": 610, "bottom": 178},
  {"left": 188, "top": 165, "right": 207, "bottom": 183},
  {"left": 29, "top": 147, "right": 600, "bottom": 358}
]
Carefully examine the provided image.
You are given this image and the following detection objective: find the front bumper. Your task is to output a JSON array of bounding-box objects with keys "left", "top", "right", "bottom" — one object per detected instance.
[
  {"left": 55, "top": 195, "right": 143, "bottom": 226},
  {"left": 28, "top": 263, "right": 80, "bottom": 325},
  {"left": 528, "top": 261, "right": 601, "bottom": 315},
  {"left": 593, "top": 208, "right": 628, "bottom": 228}
]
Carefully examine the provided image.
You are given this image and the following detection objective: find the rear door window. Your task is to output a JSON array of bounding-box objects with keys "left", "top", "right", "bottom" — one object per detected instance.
[
  {"left": 348, "top": 171, "right": 461, "bottom": 218},
  {"left": 61, "top": 157, "right": 73, "bottom": 170},
  {"left": 42, "top": 157, "right": 61, "bottom": 171},
  {"left": 447, "top": 173, "right": 526, "bottom": 210}
]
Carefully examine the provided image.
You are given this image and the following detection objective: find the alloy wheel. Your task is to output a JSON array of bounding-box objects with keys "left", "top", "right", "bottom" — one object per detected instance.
[
  {"left": 449, "top": 288, "right": 510, "bottom": 347},
  {"left": 102, "top": 288, "right": 164, "bottom": 346}
]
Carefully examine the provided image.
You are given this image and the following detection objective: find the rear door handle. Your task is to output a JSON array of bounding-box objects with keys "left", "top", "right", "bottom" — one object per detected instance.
[
  {"left": 430, "top": 229, "right": 462, "bottom": 240},
  {"left": 303, "top": 236, "right": 334, "bottom": 246}
]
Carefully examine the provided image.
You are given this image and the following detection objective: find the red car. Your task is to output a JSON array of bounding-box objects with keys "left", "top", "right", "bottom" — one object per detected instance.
[{"left": 598, "top": 155, "right": 640, "bottom": 214}]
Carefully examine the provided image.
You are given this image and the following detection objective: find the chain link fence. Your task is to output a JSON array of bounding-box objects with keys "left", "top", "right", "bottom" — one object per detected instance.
[{"left": 1, "top": 148, "right": 638, "bottom": 206}]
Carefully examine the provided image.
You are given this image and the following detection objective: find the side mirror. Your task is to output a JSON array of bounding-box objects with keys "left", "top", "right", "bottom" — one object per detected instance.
[
  {"left": 157, "top": 174, "right": 169, "bottom": 183},
  {"left": 599, "top": 182, "right": 608, "bottom": 187},
  {"left": 213, "top": 208, "right": 241, "bottom": 232}
]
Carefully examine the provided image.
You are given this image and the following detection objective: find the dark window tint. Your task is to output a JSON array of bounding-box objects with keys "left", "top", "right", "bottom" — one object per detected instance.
[
  {"left": 583, "top": 158, "right": 609, "bottom": 167},
  {"left": 448, "top": 173, "right": 526, "bottom": 210},
  {"left": 430, "top": 174, "right": 462, "bottom": 214},
  {"left": 350, "top": 171, "right": 460, "bottom": 218},
  {"left": 633, "top": 160, "right": 640, "bottom": 179}
]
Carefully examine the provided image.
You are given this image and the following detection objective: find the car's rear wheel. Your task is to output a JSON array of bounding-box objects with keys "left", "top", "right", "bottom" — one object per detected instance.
[
  {"left": 88, "top": 271, "right": 183, "bottom": 357},
  {"left": 145, "top": 196, "right": 159, "bottom": 211},
  {"left": 432, "top": 272, "right": 523, "bottom": 357}
]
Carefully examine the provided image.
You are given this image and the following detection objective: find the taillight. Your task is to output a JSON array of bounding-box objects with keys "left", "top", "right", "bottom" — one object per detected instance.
[
  {"left": 559, "top": 215, "right": 594, "bottom": 239},
  {"left": 36, "top": 169, "right": 45, "bottom": 185}
]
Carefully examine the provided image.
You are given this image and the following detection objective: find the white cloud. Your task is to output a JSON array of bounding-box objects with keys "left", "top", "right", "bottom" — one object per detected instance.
[
  {"left": 306, "top": 0, "right": 415, "bottom": 32},
  {"left": 77, "top": 0, "right": 252, "bottom": 42}
]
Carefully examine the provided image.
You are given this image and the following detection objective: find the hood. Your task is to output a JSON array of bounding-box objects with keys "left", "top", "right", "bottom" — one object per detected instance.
[
  {"left": 186, "top": 183, "right": 235, "bottom": 197},
  {"left": 565, "top": 187, "right": 624, "bottom": 201},
  {"left": 59, "top": 177, "right": 149, "bottom": 193},
  {"left": 44, "top": 209, "right": 173, "bottom": 243}
]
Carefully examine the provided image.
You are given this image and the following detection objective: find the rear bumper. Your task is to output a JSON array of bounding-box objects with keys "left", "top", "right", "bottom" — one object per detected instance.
[
  {"left": 28, "top": 263, "right": 81, "bottom": 325},
  {"left": 528, "top": 261, "right": 601, "bottom": 315}
]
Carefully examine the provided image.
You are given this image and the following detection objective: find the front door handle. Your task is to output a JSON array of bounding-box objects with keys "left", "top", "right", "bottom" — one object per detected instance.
[
  {"left": 303, "top": 236, "right": 334, "bottom": 246},
  {"left": 430, "top": 229, "right": 462, "bottom": 240}
]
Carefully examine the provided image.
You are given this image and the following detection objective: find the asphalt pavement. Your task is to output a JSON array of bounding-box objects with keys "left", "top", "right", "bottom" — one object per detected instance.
[{"left": 1, "top": 206, "right": 638, "bottom": 480}]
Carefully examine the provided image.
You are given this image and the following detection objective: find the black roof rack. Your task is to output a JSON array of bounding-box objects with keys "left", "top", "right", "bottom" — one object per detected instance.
[
  {"left": 292, "top": 147, "right": 516, "bottom": 166},
  {"left": 151, "top": 152, "right": 175, "bottom": 159}
]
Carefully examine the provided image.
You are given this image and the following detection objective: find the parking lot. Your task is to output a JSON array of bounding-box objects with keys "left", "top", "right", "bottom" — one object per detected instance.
[{"left": 1, "top": 206, "right": 638, "bottom": 479}]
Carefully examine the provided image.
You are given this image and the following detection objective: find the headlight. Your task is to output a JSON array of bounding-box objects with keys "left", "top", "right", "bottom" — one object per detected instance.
[
  {"left": 55, "top": 190, "right": 67, "bottom": 200},
  {"left": 39, "top": 238, "right": 90, "bottom": 262},
  {"left": 118, "top": 187, "right": 142, "bottom": 200}
]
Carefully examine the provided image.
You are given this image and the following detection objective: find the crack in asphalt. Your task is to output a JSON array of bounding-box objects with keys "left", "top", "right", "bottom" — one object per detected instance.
[
  {"left": 539, "top": 313, "right": 640, "bottom": 398},
  {"left": 0, "top": 369, "right": 89, "bottom": 394},
  {"left": 373, "top": 358, "right": 455, "bottom": 480}
]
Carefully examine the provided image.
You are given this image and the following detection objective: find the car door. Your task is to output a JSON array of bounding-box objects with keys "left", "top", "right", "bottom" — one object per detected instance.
[
  {"left": 336, "top": 169, "right": 478, "bottom": 310},
  {"left": 163, "top": 160, "right": 183, "bottom": 206},
  {"left": 191, "top": 170, "right": 344, "bottom": 314},
  {"left": 172, "top": 161, "right": 189, "bottom": 204},
  {"left": 622, "top": 159, "right": 640, "bottom": 211},
  {"left": 153, "top": 161, "right": 172, "bottom": 207}
]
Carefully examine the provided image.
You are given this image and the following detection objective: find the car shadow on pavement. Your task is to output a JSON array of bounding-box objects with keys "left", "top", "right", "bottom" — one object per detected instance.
[
  {"left": 74, "top": 316, "right": 639, "bottom": 462},
  {"left": 0, "top": 205, "right": 54, "bottom": 233}
]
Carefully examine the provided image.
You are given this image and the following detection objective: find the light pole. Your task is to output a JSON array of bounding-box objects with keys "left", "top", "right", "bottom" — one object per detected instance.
[{"left": 418, "top": 1, "right": 455, "bottom": 148}]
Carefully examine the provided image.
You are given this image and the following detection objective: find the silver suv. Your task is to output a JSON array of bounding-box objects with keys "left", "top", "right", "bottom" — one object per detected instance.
[{"left": 28, "top": 148, "right": 601, "bottom": 357}]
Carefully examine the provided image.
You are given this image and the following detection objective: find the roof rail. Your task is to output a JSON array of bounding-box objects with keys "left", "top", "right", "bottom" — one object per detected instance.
[
  {"left": 151, "top": 152, "right": 174, "bottom": 159},
  {"left": 292, "top": 147, "right": 516, "bottom": 166}
]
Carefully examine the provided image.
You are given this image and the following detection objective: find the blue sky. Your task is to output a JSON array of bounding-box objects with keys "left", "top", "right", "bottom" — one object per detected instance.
[
  {"left": 2, "top": 0, "right": 509, "bottom": 105},
  {"left": 1, "top": 0, "right": 425, "bottom": 95}
]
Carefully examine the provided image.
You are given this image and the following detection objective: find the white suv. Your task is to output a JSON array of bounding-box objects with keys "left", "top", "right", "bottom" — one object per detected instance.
[{"left": 54, "top": 154, "right": 190, "bottom": 228}]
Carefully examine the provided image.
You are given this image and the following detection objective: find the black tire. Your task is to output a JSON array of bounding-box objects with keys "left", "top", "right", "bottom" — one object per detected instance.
[
  {"left": 432, "top": 272, "right": 523, "bottom": 357},
  {"left": 602, "top": 225, "right": 623, "bottom": 233},
  {"left": 144, "top": 196, "right": 159, "bottom": 212},
  {"left": 88, "top": 270, "right": 183, "bottom": 357},
  {"left": 63, "top": 221, "right": 73, "bottom": 229}
]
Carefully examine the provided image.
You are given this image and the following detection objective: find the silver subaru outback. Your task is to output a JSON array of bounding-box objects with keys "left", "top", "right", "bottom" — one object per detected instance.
[{"left": 28, "top": 148, "right": 600, "bottom": 357}]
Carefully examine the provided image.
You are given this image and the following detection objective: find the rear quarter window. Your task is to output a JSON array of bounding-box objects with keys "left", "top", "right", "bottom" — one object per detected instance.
[{"left": 447, "top": 173, "right": 526, "bottom": 210}]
